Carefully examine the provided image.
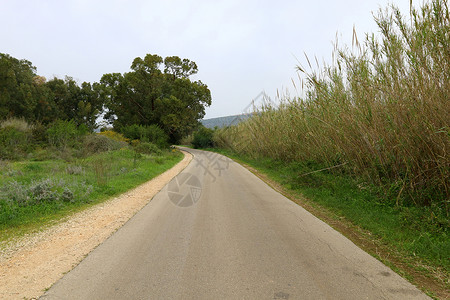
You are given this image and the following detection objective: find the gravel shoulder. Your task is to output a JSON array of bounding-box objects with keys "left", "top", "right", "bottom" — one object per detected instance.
[{"left": 0, "top": 150, "right": 192, "bottom": 300}]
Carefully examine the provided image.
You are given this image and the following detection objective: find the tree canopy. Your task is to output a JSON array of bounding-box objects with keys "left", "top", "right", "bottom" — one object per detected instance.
[
  {"left": 0, "top": 53, "right": 211, "bottom": 141},
  {"left": 0, "top": 53, "right": 102, "bottom": 130},
  {"left": 100, "top": 54, "right": 211, "bottom": 142}
]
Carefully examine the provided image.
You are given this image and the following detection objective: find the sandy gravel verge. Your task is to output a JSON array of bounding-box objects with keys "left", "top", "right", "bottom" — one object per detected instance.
[{"left": 0, "top": 150, "right": 192, "bottom": 300}]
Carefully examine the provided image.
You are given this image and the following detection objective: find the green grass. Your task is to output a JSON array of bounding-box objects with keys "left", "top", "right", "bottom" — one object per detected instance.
[
  {"left": 207, "top": 148, "right": 449, "bottom": 275},
  {"left": 0, "top": 148, "right": 183, "bottom": 241}
]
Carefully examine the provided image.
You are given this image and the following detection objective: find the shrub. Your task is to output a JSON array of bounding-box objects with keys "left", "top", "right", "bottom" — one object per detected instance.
[
  {"left": 180, "top": 134, "right": 193, "bottom": 146},
  {"left": 66, "top": 165, "right": 84, "bottom": 175},
  {"left": 0, "top": 118, "right": 32, "bottom": 132},
  {"left": 83, "top": 134, "right": 128, "bottom": 155},
  {"left": 121, "top": 124, "right": 169, "bottom": 148},
  {"left": 2, "top": 180, "right": 29, "bottom": 206},
  {"left": 29, "top": 179, "right": 58, "bottom": 203},
  {"left": 143, "top": 125, "right": 169, "bottom": 149},
  {"left": 0, "top": 118, "right": 33, "bottom": 159},
  {"left": 134, "top": 142, "right": 162, "bottom": 156},
  {"left": 98, "top": 130, "right": 129, "bottom": 143},
  {"left": 31, "top": 148, "right": 55, "bottom": 161},
  {"left": 121, "top": 124, "right": 145, "bottom": 141},
  {"left": 46, "top": 120, "right": 83, "bottom": 148},
  {"left": 60, "top": 188, "right": 74, "bottom": 202},
  {"left": 0, "top": 178, "right": 93, "bottom": 207},
  {"left": 192, "top": 126, "right": 214, "bottom": 149},
  {"left": 31, "top": 122, "right": 48, "bottom": 145}
]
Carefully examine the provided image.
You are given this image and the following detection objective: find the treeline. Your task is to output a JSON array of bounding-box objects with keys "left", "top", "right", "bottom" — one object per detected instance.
[
  {"left": 0, "top": 53, "right": 102, "bottom": 130},
  {"left": 215, "top": 0, "right": 449, "bottom": 210},
  {"left": 0, "top": 53, "right": 211, "bottom": 147}
]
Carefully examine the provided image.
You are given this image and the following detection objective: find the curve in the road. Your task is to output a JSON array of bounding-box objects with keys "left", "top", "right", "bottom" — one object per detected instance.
[{"left": 42, "top": 148, "right": 429, "bottom": 300}]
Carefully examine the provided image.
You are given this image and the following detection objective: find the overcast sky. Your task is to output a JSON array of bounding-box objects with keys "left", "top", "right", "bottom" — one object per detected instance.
[{"left": 1, "top": 0, "right": 416, "bottom": 119}]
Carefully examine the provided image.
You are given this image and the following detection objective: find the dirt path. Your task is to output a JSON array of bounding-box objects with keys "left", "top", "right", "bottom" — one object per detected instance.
[{"left": 0, "top": 150, "right": 192, "bottom": 300}]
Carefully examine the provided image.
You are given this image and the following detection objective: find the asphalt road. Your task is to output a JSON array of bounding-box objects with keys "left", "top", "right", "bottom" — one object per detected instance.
[{"left": 42, "top": 148, "right": 429, "bottom": 300}]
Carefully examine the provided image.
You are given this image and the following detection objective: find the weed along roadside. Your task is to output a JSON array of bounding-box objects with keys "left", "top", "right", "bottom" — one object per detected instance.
[{"left": 0, "top": 122, "right": 184, "bottom": 242}]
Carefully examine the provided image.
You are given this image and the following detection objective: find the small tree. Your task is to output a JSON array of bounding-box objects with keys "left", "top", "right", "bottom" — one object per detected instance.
[{"left": 192, "top": 126, "right": 214, "bottom": 149}]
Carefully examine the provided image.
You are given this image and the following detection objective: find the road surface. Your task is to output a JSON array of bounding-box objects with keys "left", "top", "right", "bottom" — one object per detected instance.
[{"left": 42, "top": 148, "right": 428, "bottom": 299}]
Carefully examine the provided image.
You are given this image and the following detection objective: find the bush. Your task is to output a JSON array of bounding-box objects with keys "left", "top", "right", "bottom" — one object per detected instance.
[
  {"left": 66, "top": 165, "right": 84, "bottom": 175},
  {"left": 46, "top": 120, "right": 82, "bottom": 148},
  {"left": 83, "top": 134, "right": 128, "bottom": 155},
  {"left": 0, "top": 118, "right": 33, "bottom": 159},
  {"left": 180, "top": 134, "right": 193, "bottom": 146},
  {"left": 0, "top": 178, "right": 93, "bottom": 207},
  {"left": 30, "top": 148, "right": 55, "bottom": 161},
  {"left": 29, "top": 179, "right": 58, "bottom": 204},
  {"left": 120, "top": 124, "right": 145, "bottom": 141},
  {"left": 31, "top": 122, "right": 48, "bottom": 145},
  {"left": 121, "top": 124, "right": 169, "bottom": 148},
  {"left": 98, "top": 130, "right": 129, "bottom": 143},
  {"left": 0, "top": 118, "right": 32, "bottom": 132},
  {"left": 192, "top": 127, "right": 214, "bottom": 149},
  {"left": 134, "top": 142, "right": 162, "bottom": 156}
]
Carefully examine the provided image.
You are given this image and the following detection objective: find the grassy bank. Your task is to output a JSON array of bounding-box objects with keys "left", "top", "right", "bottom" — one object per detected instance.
[
  {"left": 0, "top": 148, "right": 183, "bottom": 241},
  {"left": 207, "top": 147, "right": 448, "bottom": 298}
]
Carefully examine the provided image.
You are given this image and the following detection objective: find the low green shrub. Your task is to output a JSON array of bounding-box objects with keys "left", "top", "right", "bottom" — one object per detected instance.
[
  {"left": 98, "top": 130, "right": 129, "bottom": 143},
  {"left": 66, "top": 165, "right": 84, "bottom": 175},
  {"left": 31, "top": 122, "right": 48, "bottom": 145},
  {"left": 0, "top": 178, "right": 93, "bottom": 208},
  {"left": 83, "top": 134, "right": 128, "bottom": 155},
  {"left": 179, "top": 134, "right": 193, "bottom": 146},
  {"left": 30, "top": 148, "right": 55, "bottom": 161},
  {"left": 121, "top": 124, "right": 169, "bottom": 148},
  {"left": 46, "top": 119, "right": 84, "bottom": 148},
  {"left": 0, "top": 118, "right": 32, "bottom": 132},
  {"left": 0, "top": 118, "right": 33, "bottom": 159},
  {"left": 134, "top": 142, "right": 162, "bottom": 155},
  {"left": 192, "top": 126, "right": 214, "bottom": 149}
]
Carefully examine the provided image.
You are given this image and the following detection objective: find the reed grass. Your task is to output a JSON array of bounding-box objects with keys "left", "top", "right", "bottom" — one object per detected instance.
[{"left": 215, "top": 0, "right": 449, "bottom": 212}]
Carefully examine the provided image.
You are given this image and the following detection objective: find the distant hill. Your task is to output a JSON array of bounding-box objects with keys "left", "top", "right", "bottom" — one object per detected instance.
[{"left": 201, "top": 113, "right": 252, "bottom": 129}]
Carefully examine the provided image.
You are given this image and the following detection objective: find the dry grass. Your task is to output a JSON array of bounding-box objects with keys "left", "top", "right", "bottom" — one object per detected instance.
[
  {"left": 215, "top": 0, "right": 449, "bottom": 210},
  {"left": 0, "top": 118, "right": 33, "bottom": 132}
]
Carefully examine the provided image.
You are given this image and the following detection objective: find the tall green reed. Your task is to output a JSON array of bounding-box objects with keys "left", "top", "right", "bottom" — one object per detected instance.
[{"left": 215, "top": 0, "right": 449, "bottom": 210}]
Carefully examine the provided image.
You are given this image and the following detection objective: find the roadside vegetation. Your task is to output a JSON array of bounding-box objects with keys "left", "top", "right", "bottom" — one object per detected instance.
[
  {"left": 0, "top": 118, "right": 183, "bottom": 241},
  {"left": 0, "top": 53, "right": 211, "bottom": 144},
  {"left": 207, "top": 148, "right": 447, "bottom": 297},
  {"left": 0, "top": 53, "right": 210, "bottom": 241},
  {"left": 196, "top": 0, "right": 448, "bottom": 297}
]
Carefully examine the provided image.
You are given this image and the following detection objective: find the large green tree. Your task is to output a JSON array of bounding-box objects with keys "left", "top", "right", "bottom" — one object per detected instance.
[
  {"left": 0, "top": 52, "right": 103, "bottom": 130},
  {"left": 100, "top": 54, "right": 211, "bottom": 143},
  {"left": 0, "top": 53, "right": 36, "bottom": 120},
  {"left": 44, "top": 77, "right": 102, "bottom": 130}
]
